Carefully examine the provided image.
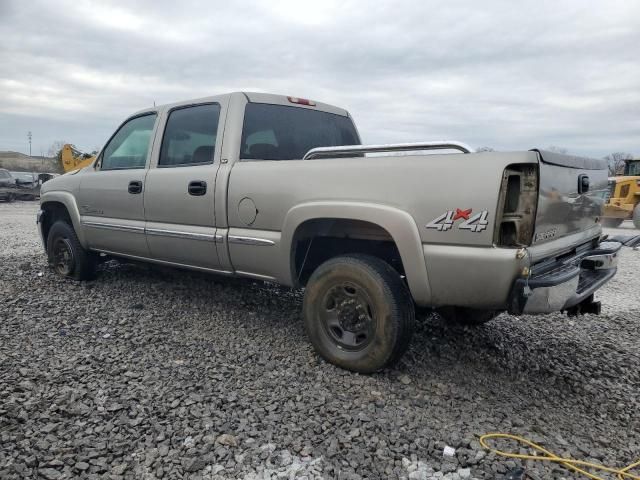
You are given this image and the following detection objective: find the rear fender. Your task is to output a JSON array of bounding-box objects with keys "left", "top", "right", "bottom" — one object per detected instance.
[{"left": 280, "top": 201, "right": 432, "bottom": 305}]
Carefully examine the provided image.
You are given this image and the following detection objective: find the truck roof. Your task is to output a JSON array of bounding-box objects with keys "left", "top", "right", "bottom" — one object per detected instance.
[{"left": 131, "top": 92, "right": 350, "bottom": 118}]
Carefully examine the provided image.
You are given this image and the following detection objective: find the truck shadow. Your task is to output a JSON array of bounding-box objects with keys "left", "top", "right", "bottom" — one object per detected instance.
[{"left": 92, "top": 258, "right": 637, "bottom": 427}]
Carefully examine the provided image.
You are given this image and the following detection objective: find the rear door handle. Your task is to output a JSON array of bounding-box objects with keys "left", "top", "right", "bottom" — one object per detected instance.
[
  {"left": 188, "top": 180, "right": 207, "bottom": 196},
  {"left": 128, "top": 180, "right": 143, "bottom": 194}
]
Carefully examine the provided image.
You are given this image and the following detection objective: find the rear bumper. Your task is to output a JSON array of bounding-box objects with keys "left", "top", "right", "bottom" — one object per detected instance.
[{"left": 508, "top": 241, "right": 621, "bottom": 315}]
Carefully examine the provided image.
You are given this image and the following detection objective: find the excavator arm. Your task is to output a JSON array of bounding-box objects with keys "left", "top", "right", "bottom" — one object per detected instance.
[{"left": 60, "top": 144, "right": 96, "bottom": 173}]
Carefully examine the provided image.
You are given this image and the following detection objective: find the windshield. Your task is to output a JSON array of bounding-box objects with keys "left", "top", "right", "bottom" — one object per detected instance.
[
  {"left": 624, "top": 160, "right": 640, "bottom": 176},
  {"left": 10, "top": 172, "right": 36, "bottom": 181}
]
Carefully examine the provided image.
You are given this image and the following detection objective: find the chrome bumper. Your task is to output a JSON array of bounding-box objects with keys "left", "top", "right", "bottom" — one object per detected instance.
[{"left": 508, "top": 241, "right": 622, "bottom": 315}]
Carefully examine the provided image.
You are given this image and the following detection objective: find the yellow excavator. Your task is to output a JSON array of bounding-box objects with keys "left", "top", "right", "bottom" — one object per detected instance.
[
  {"left": 603, "top": 159, "right": 640, "bottom": 228},
  {"left": 60, "top": 144, "right": 96, "bottom": 173}
]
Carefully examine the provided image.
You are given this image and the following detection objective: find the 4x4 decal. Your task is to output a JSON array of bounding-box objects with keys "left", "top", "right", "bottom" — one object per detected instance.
[{"left": 426, "top": 209, "right": 489, "bottom": 232}]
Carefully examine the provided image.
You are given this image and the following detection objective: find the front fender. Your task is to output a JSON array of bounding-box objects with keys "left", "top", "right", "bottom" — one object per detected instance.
[
  {"left": 40, "top": 191, "right": 87, "bottom": 248},
  {"left": 280, "top": 201, "right": 432, "bottom": 305}
]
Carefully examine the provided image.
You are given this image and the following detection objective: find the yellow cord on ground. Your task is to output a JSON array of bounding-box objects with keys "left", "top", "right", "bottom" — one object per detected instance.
[{"left": 480, "top": 433, "right": 640, "bottom": 480}]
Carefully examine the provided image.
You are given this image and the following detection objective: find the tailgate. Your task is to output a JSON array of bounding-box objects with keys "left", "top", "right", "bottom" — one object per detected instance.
[{"left": 532, "top": 149, "right": 607, "bottom": 245}]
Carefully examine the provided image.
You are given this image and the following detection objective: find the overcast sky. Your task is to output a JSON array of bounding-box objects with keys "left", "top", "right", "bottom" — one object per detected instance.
[{"left": 0, "top": 0, "right": 638, "bottom": 158}]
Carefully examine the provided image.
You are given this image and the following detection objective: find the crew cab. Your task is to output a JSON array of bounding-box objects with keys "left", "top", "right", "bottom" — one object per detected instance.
[{"left": 37, "top": 92, "right": 621, "bottom": 372}]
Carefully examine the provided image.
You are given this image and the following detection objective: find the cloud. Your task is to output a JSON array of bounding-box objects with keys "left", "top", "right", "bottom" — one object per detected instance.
[{"left": 0, "top": 0, "right": 638, "bottom": 157}]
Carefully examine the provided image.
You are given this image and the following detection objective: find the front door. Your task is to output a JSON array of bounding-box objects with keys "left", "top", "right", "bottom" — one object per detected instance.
[
  {"left": 77, "top": 113, "right": 157, "bottom": 257},
  {"left": 143, "top": 103, "right": 223, "bottom": 270}
]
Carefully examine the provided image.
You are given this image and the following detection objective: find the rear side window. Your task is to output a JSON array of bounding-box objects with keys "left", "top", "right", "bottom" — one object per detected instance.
[
  {"left": 241, "top": 103, "right": 359, "bottom": 160},
  {"left": 0, "top": 171, "right": 9, "bottom": 179},
  {"left": 101, "top": 114, "right": 156, "bottom": 170},
  {"left": 159, "top": 104, "right": 220, "bottom": 167}
]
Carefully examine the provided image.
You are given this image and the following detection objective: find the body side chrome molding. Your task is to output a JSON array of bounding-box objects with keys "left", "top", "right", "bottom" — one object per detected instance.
[
  {"left": 146, "top": 227, "right": 217, "bottom": 242},
  {"left": 228, "top": 235, "right": 275, "bottom": 246},
  {"left": 82, "top": 220, "right": 145, "bottom": 234},
  {"left": 235, "top": 270, "right": 277, "bottom": 281},
  {"left": 83, "top": 220, "right": 218, "bottom": 242}
]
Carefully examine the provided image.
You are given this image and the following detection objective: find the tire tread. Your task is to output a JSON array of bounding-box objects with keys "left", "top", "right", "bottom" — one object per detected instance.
[
  {"left": 46, "top": 220, "right": 96, "bottom": 281},
  {"left": 304, "top": 254, "right": 414, "bottom": 372}
]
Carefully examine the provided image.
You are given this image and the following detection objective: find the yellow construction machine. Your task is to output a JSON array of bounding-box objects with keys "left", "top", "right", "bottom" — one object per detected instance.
[
  {"left": 602, "top": 159, "right": 640, "bottom": 228},
  {"left": 60, "top": 144, "right": 96, "bottom": 173}
]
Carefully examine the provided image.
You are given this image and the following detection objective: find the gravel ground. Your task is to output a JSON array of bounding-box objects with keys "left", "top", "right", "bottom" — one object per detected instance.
[{"left": 1, "top": 201, "right": 639, "bottom": 480}]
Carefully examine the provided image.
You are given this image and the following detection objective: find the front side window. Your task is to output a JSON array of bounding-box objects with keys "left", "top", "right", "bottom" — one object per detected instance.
[
  {"left": 159, "top": 104, "right": 220, "bottom": 167},
  {"left": 241, "top": 103, "right": 360, "bottom": 160},
  {"left": 101, "top": 114, "right": 156, "bottom": 170}
]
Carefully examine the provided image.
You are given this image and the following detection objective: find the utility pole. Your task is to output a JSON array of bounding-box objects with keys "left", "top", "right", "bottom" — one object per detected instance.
[{"left": 27, "top": 131, "right": 32, "bottom": 156}]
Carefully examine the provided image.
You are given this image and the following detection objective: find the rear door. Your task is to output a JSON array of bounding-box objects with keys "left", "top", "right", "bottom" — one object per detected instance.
[
  {"left": 533, "top": 149, "right": 608, "bottom": 244},
  {"left": 78, "top": 113, "right": 157, "bottom": 257},
  {"left": 143, "top": 102, "right": 225, "bottom": 270}
]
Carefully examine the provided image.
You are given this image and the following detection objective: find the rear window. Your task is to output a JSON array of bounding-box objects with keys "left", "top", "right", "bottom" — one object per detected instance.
[{"left": 241, "top": 103, "right": 359, "bottom": 161}]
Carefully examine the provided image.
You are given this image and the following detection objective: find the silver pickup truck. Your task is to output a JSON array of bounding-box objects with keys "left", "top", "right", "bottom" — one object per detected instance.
[{"left": 38, "top": 92, "right": 621, "bottom": 372}]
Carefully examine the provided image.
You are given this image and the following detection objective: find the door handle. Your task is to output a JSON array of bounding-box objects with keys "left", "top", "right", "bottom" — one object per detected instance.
[
  {"left": 188, "top": 180, "right": 207, "bottom": 196},
  {"left": 128, "top": 180, "right": 143, "bottom": 194}
]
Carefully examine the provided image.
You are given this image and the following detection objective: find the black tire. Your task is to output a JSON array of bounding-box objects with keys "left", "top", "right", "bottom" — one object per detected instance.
[
  {"left": 46, "top": 220, "right": 96, "bottom": 280},
  {"left": 602, "top": 218, "right": 624, "bottom": 228},
  {"left": 303, "top": 254, "right": 414, "bottom": 373},
  {"left": 633, "top": 204, "right": 640, "bottom": 230},
  {"left": 438, "top": 307, "right": 499, "bottom": 326},
  {"left": 7, "top": 193, "right": 15, "bottom": 203}
]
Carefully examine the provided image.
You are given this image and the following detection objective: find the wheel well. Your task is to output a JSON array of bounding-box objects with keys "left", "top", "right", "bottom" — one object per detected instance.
[
  {"left": 291, "top": 218, "right": 405, "bottom": 286},
  {"left": 41, "top": 202, "right": 72, "bottom": 243}
]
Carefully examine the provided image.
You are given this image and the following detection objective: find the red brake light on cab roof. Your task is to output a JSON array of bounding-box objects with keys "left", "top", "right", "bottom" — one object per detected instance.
[{"left": 287, "top": 96, "right": 316, "bottom": 106}]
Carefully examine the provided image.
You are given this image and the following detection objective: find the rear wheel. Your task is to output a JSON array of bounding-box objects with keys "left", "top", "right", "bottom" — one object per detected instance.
[
  {"left": 303, "top": 254, "right": 414, "bottom": 373},
  {"left": 602, "top": 218, "right": 624, "bottom": 228},
  {"left": 633, "top": 204, "right": 640, "bottom": 230},
  {"left": 46, "top": 221, "right": 96, "bottom": 280},
  {"left": 438, "top": 307, "right": 499, "bottom": 326}
]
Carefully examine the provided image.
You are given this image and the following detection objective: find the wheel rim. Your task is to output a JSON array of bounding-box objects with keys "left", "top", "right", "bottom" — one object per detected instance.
[
  {"left": 320, "top": 282, "right": 376, "bottom": 351},
  {"left": 52, "top": 237, "right": 75, "bottom": 276}
]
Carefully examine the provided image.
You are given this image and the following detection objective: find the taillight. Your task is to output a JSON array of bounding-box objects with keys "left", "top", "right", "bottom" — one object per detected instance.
[
  {"left": 494, "top": 164, "right": 538, "bottom": 247},
  {"left": 287, "top": 96, "right": 316, "bottom": 106}
]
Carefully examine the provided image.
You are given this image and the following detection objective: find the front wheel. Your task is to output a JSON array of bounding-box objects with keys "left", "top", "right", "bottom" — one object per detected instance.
[
  {"left": 46, "top": 221, "right": 96, "bottom": 280},
  {"left": 303, "top": 254, "right": 414, "bottom": 373},
  {"left": 633, "top": 204, "right": 640, "bottom": 230}
]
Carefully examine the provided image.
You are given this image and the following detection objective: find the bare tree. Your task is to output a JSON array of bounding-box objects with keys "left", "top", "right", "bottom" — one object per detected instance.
[
  {"left": 603, "top": 152, "right": 633, "bottom": 176},
  {"left": 47, "top": 140, "right": 69, "bottom": 170},
  {"left": 47, "top": 140, "right": 68, "bottom": 158},
  {"left": 546, "top": 145, "right": 568, "bottom": 154}
]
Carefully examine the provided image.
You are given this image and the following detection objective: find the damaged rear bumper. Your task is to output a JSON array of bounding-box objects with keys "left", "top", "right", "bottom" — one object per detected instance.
[{"left": 508, "top": 241, "right": 621, "bottom": 315}]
